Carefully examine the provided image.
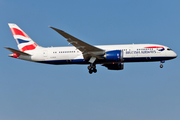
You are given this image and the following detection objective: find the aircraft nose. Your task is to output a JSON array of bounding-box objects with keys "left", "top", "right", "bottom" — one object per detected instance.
[{"left": 173, "top": 51, "right": 177, "bottom": 58}]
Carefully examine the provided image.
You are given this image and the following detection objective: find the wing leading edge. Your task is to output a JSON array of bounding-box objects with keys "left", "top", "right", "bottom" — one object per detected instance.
[{"left": 49, "top": 26, "right": 105, "bottom": 61}]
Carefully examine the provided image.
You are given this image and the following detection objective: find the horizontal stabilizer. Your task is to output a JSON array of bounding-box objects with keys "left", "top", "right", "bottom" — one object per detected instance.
[{"left": 4, "top": 47, "right": 31, "bottom": 56}]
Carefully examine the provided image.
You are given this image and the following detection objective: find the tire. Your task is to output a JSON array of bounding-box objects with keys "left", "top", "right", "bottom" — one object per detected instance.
[
  {"left": 89, "top": 70, "right": 93, "bottom": 74},
  {"left": 88, "top": 66, "right": 91, "bottom": 70},
  {"left": 160, "top": 64, "right": 163, "bottom": 68},
  {"left": 93, "top": 68, "right": 97, "bottom": 73}
]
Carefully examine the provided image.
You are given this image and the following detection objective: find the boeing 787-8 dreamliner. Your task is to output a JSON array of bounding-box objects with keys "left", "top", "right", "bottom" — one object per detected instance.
[{"left": 5, "top": 23, "right": 177, "bottom": 74}]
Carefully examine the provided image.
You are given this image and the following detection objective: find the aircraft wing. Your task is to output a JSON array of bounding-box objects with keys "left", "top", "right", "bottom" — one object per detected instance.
[
  {"left": 50, "top": 26, "right": 105, "bottom": 61},
  {"left": 4, "top": 47, "right": 31, "bottom": 56}
]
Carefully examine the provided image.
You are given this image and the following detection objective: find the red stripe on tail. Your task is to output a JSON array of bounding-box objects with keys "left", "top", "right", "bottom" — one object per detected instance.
[
  {"left": 20, "top": 43, "right": 37, "bottom": 52},
  {"left": 10, "top": 28, "right": 29, "bottom": 38}
]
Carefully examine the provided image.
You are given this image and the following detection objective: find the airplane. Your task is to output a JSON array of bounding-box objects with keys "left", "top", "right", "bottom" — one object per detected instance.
[{"left": 5, "top": 23, "right": 177, "bottom": 74}]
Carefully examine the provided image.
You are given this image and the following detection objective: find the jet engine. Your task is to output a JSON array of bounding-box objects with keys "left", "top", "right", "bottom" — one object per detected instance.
[{"left": 104, "top": 50, "right": 123, "bottom": 62}]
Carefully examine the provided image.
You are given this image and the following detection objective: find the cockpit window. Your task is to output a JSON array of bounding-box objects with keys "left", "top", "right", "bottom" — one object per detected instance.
[{"left": 167, "top": 48, "right": 172, "bottom": 51}]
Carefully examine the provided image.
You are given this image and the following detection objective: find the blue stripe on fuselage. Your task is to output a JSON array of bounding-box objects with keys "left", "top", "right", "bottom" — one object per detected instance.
[
  {"left": 37, "top": 59, "right": 88, "bottom": 65},
  {"left": 123, "top": 57, "right": 175, "bottom": 62},
  {"left": 37, "top": 57, "right": 175, "bottom": 65}
]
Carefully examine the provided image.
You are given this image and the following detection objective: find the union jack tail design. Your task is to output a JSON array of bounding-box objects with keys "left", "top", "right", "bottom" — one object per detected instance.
[{"left": 8, "top": 23, "right": 39, "bottom": 52}]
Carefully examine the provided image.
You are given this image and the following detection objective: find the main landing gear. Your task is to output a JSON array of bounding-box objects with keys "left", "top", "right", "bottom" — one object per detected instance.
[
  {"left": 88, "top": 63, "right": 97, "bottom": 74},
  {"left": 160, "top": 60, "right": 165, "bottom": 68}
]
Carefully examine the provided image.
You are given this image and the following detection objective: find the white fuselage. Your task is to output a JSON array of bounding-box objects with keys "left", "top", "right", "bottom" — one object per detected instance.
[
  {"left": 20, "top": 44, "right": 177, "bottom": 65},
  {"left": 7, "top": 23, "right": 177, "bottom": 73}
]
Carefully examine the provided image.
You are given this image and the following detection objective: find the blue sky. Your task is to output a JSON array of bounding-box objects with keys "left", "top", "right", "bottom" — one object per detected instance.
[{"left": 0, "top": 0, "right": 180, "bottom": 120}]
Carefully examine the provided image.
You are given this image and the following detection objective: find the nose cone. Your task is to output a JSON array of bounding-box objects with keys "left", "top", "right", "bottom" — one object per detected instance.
[
  {"left": 172, "top": 51, "right": 177, "bottom": 58},
  {"left": 166, "top": 50, "right": 177, "bottom": 60},
  {"left": 174, "top": 51, "right": 177, "bottom": 58}
]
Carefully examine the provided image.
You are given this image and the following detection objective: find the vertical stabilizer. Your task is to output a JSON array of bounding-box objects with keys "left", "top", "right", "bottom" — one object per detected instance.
[{"left": 8, "top": 23, "right": 39, "bottom": 52}]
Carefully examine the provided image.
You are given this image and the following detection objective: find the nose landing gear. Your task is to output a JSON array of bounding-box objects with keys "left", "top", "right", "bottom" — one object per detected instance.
[
  {"left": 160, "top": 60, "right": 165, "bottom": 68},
  {"left": 160, "top": 64, "right": 163, "bottom": 68},
  {"left": 88, "top": 63, "right": 97, "bottom": 74}
]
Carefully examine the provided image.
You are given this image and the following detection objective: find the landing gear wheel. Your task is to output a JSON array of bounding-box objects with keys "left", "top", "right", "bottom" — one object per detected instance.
[
  {"left": 160, "top": 61, "right": 165, "bottom": 68},
  {"left": 93, "top": 68, "right": 97, "bottom": 73},
  {"left": 160, "top": 64, "right": 163, "bottom": 68},
  {"left": 88, "top": 64, "right": 97, "bottom": 74},
  {"left": 89, "top": 70, "right": 93, "bottom": 74},
  {"left": 88, "top": 66, "right": 91, "bottom": 70}
]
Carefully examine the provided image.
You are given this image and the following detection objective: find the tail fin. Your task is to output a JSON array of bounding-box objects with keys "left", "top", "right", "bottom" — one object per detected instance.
[{"left": 8, "top": 23, "right": 39, "bottom": 52}]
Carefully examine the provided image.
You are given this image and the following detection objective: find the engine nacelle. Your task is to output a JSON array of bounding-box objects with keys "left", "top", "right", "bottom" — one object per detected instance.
[
  {"left": 105, "top": 50, "right": 123, "bottom": 62},
  {"left": 103, "top": 63, "right": 124, "bottom": 70}
]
